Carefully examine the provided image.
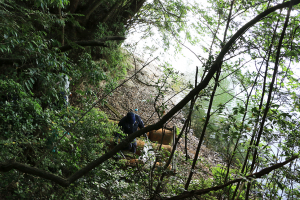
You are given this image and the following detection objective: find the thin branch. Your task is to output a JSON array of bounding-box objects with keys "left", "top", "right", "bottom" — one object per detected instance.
[
  {"left": 184, "top": 68, "right": 220, "bottom": 190},
  {"left": 157, "top": 0, "right": 181, "bottom": 19},
  {"left": 233, "top": 3, "right": 287, "bottom": 197},
  {"left": 101, "top": 1, "right": 121, "bottom": 23},
  {"left": 68, "top": 0, "right": 80, "bottom": 13},
  {"left": 162, "top": 155, "right": 298, "bottom": 200},
  {"left": 0, "top": 0, "right": 299, "bottom": 190},
  {"left": 245, "top": 1, "right": 294, "bottom": 198}
]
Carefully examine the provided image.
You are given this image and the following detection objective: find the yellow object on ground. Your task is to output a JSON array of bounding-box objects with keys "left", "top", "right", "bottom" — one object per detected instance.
[{"left": 149, "top": 129, "right": 173, "bottom": 145}]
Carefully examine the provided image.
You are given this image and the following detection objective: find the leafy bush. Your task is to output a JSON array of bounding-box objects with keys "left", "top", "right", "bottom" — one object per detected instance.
[{"left": 0, "top": 104, "right": 124, "bottom": 198}]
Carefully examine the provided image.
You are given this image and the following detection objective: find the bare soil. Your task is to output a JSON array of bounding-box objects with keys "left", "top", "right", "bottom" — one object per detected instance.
[{"left": 98, "top": 56, "right": 226, "bottom": 180}]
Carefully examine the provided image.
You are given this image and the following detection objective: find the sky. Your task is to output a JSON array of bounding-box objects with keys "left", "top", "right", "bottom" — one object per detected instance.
[
  {"left": 125, "top": 31, "right": 202, "bottom": 75},
  {"left": 123, "top": 0, "right": 213, "bottom": 76}
]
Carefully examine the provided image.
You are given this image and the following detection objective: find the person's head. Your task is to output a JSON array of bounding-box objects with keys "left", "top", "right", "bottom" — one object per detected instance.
[{"left": 127, "top": 112, "right": 135, "bottom": 124}]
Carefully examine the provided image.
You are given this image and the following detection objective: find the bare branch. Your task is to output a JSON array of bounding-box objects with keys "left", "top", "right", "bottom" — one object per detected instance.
[{"left": 1, "top": 155, "right": 297, "bottom": 197}]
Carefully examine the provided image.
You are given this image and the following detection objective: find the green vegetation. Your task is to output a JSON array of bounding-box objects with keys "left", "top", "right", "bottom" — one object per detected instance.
[{"left": 1, "top": 0, "right": 300, "bottom": 199}]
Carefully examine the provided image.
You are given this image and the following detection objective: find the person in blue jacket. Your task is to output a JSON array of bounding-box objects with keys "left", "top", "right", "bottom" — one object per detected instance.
[{"left": 116, "top": 112, "right": 145, "bottom": 153}]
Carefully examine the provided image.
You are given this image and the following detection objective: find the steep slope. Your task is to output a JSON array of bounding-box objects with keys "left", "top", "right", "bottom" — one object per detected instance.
[
  {"left": 98, "top": 55, "right": 184, "bottom": 127},
  {"left": 98, "top": 55, "right": 226, "bottom": 179}
]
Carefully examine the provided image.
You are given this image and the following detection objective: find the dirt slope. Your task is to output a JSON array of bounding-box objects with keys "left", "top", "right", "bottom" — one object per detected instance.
[
  {"left": 98, "top": 56, "right": 225, "bottom": 178},
  {"left": 98, "top": 56, "right": 184, "bottom": 127}
]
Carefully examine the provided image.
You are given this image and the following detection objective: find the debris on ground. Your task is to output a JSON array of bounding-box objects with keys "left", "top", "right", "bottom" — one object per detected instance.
[{"left": 98, "top": 55, "right": 226, "bottom": 179}]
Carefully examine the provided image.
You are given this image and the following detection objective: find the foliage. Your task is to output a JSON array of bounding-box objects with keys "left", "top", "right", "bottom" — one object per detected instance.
[
  {"left": 179, "top": 0, "right": 300, "bottom": 199},
  {"left": 1, "top": 0, "right": 300, "bottom": 199},
  {"left": 153, "top": 64, "right": 182, "bottom": 117},
  {"left": 0, "top": 103, "right": 120, "bottom": 198}
]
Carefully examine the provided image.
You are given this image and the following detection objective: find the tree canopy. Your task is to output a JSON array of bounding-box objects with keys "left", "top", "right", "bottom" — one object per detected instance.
[{"left": 1, "top": 0, "right": 300, "bottom": 199}]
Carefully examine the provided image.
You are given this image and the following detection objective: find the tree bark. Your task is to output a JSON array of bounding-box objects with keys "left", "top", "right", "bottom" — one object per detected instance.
[
  {"left": 121, "top": 0, "right": 147, "bottom": 25},
  {"left": 69, "top": 0, "right": 80, "bottom": 13},
  {"left": 83, "top": 0, "right": 105, "bottom": 21}
]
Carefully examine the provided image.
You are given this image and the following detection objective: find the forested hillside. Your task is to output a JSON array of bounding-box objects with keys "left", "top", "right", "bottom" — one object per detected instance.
[{"left": 1, "top": 0, "right": 300, "bottom": 199}]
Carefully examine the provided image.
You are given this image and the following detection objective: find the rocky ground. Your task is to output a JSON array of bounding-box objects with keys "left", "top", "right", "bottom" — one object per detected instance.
[{"left": 98, "top": 55, "right": 226, "bottom": 179}]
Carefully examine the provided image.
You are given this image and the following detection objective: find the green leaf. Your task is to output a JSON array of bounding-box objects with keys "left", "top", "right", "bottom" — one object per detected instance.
[{"left": 276, "top": 180, "right": 284, "bottom": 190}]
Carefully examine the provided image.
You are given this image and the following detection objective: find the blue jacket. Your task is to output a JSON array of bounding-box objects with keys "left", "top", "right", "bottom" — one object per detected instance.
[{"left": 117, "top": 113, "right": 145, "bottom": 139}]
